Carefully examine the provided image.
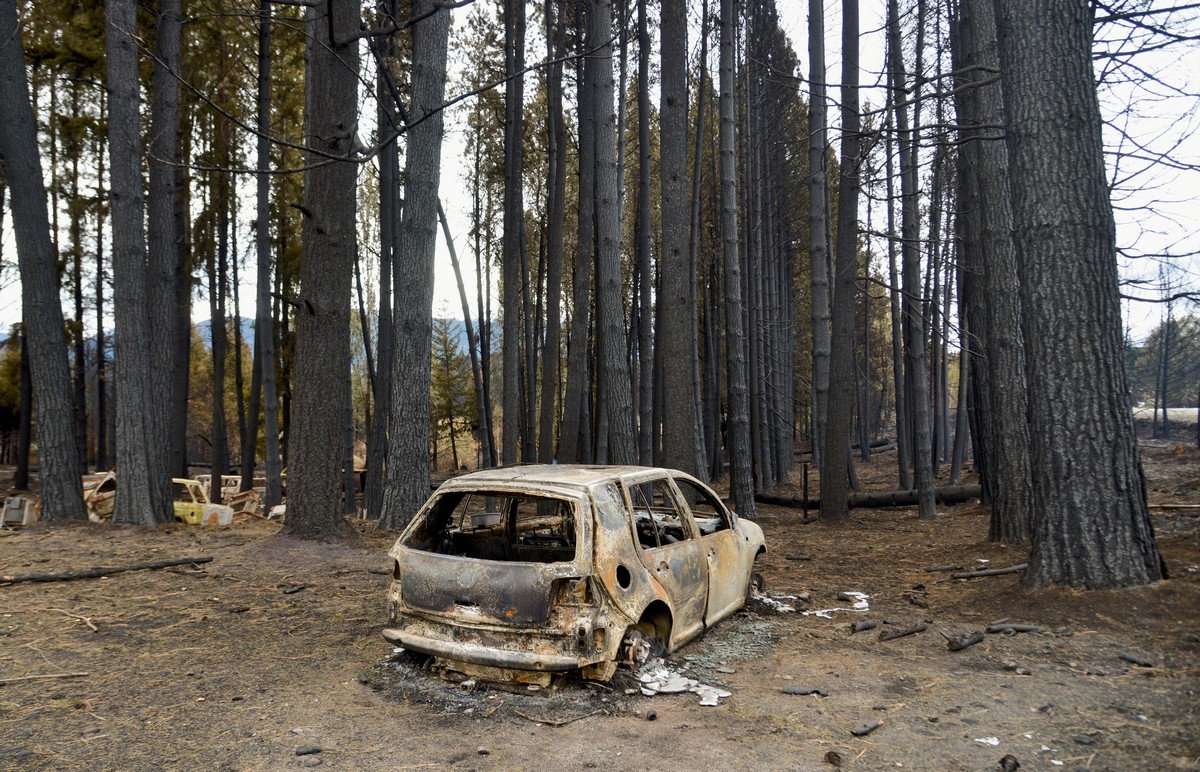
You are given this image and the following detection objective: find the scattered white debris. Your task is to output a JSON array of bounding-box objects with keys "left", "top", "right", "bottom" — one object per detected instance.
[
  {"left": 976, "top": 558, "right": 990, "bottom": 564},
  {"left": 638, "top": 661, "right": 732, "bottom": 706},
  {"left": 1051, "top": 761, "right": 1064, "bottom": 767},
  {"left": 1023, "top": 733, "right": 1033, "bottom": 739},
  {"left": 802, "top": 591, "right": 870, "bottom": 618},
  {"left": 1040, "top": 745, "right": 1053, "bottom": 752},
  {"left": 975, "top": 737, "right": 1001, "bottom": 746},
  {"left": 752, "top": 590, "right": 797, "bottom": 613}
]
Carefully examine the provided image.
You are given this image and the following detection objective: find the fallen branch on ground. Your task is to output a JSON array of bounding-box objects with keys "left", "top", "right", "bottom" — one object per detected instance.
[
  {"left": 0, "top": 672, "right": 89, "bottom": 686},
  {"left": 879, "top": 623, "right": 928, "bottom": 641},
  {"left": 985, "top": 623, "right": 1043, "bottom": 634},
  {"left": 513, "top": 708, "right": 602, "bottom": 726},
  {"left": 1, "top": 557, "right": 213, "bottom": 585},
  {"left": 951, "top": 563, "right": 1027, "bottom": 580},
  {"left": 943, "top": 630, "right": 985, "bottom": 651}
]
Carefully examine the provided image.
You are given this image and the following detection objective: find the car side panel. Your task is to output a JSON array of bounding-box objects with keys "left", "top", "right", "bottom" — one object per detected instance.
[{"left": 589, "top": 482, "right": 667, "bottom": 627}]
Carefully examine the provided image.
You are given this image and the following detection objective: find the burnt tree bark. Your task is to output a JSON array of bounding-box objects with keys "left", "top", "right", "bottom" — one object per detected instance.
[
  {"left": 0, "top": 0, "right": 86, "bottom": 520},
  {"left": 820, "top": 0, "right": 861, "bottom": 523},
  {"left": 281, "top": 0, "right": 361, "bottom": 542},
  {"left": 107, "top": 0, "right": 170, "bottom": 525},
  {"left": 380, "top": 0, "right": 452, "bottom": 530},
  {"left": 719, "top": 0, "right": 754, "bottom": 517},
  {"left": 993, "top": 0, "right": 1164, "bottom": 588}
]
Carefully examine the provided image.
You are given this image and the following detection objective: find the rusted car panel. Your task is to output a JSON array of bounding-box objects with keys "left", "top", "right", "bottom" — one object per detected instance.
[{"left": 383, "top": 465, "right": 765, "bottom": 682}]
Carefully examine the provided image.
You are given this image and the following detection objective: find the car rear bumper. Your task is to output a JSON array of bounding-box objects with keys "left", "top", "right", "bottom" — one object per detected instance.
[{"left": 382, "top": 627, "right": 585, "bottom": 671}]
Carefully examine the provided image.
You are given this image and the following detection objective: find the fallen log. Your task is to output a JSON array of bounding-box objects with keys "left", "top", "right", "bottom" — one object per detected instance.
[
  {"left": 756, "top": 484, "right": 981, "bottom": 510},
  {"left": 985, "top": 623, "right": 1043, "bottom": 635},
  {"left": 878, "top": 623, "right": 929, "bottom": 642},
  {"left": 944, "top": 630, "right": 985, "bottom": 651},
  {"left": 951, "top": 563, "right": 1027, "bottom": 580},
  {"left": 1, "top": 556, "right": 213, "bottom": 585}
]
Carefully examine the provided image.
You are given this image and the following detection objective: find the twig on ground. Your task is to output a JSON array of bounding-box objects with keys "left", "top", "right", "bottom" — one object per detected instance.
[
  {"left": 0, "top": 672, "right": 89, "bottom": 686},
  {"left": 951, "top": 563, "right": 1027, "bottom": 580},
  {"left": 513, "top": 708, "right": 602, "bottom": 726}
]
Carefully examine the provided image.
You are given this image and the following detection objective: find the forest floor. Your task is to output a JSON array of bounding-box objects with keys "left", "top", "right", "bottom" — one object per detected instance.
[{"left": 1, "top": 441, "right": 1198, "bottom": 771}]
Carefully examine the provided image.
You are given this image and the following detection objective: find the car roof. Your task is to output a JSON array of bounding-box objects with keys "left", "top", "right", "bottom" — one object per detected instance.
[{"left": 437, "top": 464, "right": 668, "bottom": 491}]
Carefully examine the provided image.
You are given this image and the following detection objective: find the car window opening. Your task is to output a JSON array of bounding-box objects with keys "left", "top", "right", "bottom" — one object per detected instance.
[
  {"left": 630, "top": 479, "right": 692, "bottom": 550},
  {"left": 402, "top": 491, "right": 577, "bottom": 564},
  {"left": 674, "top": 478, "right": 732, "bottom": 536}
]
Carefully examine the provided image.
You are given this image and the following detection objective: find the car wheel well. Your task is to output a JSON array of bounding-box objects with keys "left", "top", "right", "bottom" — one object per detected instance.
[{"left": 638, "top": 601, "right": 672, "bottom": 646}]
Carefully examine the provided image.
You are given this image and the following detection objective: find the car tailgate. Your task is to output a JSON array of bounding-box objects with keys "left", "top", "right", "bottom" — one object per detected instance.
[{"left": 399, "top": 549, "right": 576, "bottom": 626}]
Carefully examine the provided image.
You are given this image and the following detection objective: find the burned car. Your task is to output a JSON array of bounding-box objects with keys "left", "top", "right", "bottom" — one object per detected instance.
[{"left": 383, "top": 465, "right": 765, "bottom": 685}]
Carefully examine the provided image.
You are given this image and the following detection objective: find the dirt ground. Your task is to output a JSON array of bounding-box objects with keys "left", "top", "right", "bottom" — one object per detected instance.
[{"left": 1, "top": 444, "right": 1197, "bottom": 771}]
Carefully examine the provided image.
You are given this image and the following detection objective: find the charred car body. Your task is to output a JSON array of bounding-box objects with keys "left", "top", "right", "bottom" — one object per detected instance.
[{"left": 383, "top": 465, "right": 766, "bottom": 685}]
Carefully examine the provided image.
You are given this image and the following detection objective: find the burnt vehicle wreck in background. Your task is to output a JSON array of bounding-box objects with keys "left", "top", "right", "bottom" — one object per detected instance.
[{"left": 383, "top": 465, "right": 766, "bottom": 687}]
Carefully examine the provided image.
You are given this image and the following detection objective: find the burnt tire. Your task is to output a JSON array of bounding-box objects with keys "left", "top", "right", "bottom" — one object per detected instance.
[{"left": 746, "top": 570, "right": 765, "bottom": 601}]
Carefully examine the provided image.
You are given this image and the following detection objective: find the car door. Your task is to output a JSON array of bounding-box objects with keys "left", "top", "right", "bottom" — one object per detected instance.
[
  {"left": 628, "top": 476, "right": 709, "bottom": 646},
  {"left": 672, "top": 476, "right": 750, "bottom": 625}
]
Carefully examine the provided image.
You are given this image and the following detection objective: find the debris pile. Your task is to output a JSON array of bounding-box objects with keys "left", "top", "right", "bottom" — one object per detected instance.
[{"left": 636, "top": 661, "right": 731, "bottom": 706}]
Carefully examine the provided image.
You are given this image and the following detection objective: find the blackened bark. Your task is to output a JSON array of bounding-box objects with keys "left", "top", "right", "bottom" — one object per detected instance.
[
  {"left": 951, "top": 0, "right": 1033, "bottom": 542},
  {"left": 0, "top": 1, "right": 85, "bottom": 518},
  {"left": 560, "top": 3, "right": 595, "bottom": 464},
  {"left": 888, "top": 0, "right": 936, "bottom": 519},
  {"left": 820, "top": 0, "right": 861, "bottom": 523},
  {"left": 538, "top": 0, "right": 566, "bottom": 464},
  {"left": 148, "top": 0, "right": 183, "bottom": 510},
  {"left": 720, "top": 0, "right": 753, "bottom": 517},
  {"left": 593, "top": 0, "right": 637, "bottom": 465},
  {"left": 106, "top": 0, "right": 168, "bottom": 525},
  {"left": 635, "top": 0, "right": 654, "bottom": 465},
  {"left": 660, "top": 0, "right": 703, "bottom": 476},
  {"left": 379, "top": 0, "right": 451, "bottom": 530},
  {"left": 501, "top": 0, "right": 527, "bottom": 465},
  {"left": 282, "top": 0, "right": 361, "bottom": 542},
  {"left": 993, "top": 0, "right": 1164, "bottom": 587}
]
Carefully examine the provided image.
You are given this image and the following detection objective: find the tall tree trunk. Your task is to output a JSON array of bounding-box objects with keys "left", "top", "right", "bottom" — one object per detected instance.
[
  {"left": 688, "top": 0, "right": 712, "bottom": 482},
  {"left": 0, "top": 0, "right": 87, "bottom": 521},
  {"left": 594, "top": 0, "right": 637, "bottom": 464},
  {"left": 660, "top": 0, "right": 703, "bottom": 476},
  {"left": 106, "top": 0, "right": 169, "bottom": 525},
  {"left": 719, "top": 0, "right": 754, "bottom": 516},
  {"left": 993, "top": 0, "right": 1164, "bottom": 588},
  {"left": 95, "top": 143, "right": 108, "bottom": 471},
  {"left": 68, "top": 84, "right": 88, "bottom": 475},
  {"left": 884, "top": 86, "right": 910, "bottom": 489},
  {"left": 379, "top": 0, "right": 452, "bottom": 530},
  {"left": 537, "top": 0, "right": 566, "bottom": 463},
  {"left": 210, "top": 171, "right": 230, "bottom": 497},
  {"left": 149, "top": 0, "right": 184, "bottom": 507},
  {"left": 820, "top": 0, "right": 860, "bottom": 523},
  {"left": 255, "top": 0, "right": 282, "bottom": 508},
  {"left": 441, "top": 205, "right": 490, "bottom": 470},
  {"left": 889, "top": 0, "right": 936, "bottom": 519},
  {"left": 282, "top": 0, "right": 361, "bottom": 542},
  {"left": 808, "top": 0, "right": 831, "bottom": 466},
  {"left": 501, "top": 0, "right": 527, "bottom": 464},
  {"left": 952, "top": 0, "right": 1033, "bottom": 541},
  {"left": 560, "top": 3, "right": 596, "bottom": 464},
  {"left": 635, "top": 0, "right": 654, "bottom": 465},
  {"left": 14, "top": 328, "right": 32, "bottom": 490}
]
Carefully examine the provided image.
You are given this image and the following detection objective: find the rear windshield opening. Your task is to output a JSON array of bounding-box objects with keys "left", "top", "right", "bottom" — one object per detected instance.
[{"left": 402, "top": 491, "right": 578, "bottom": 564}]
